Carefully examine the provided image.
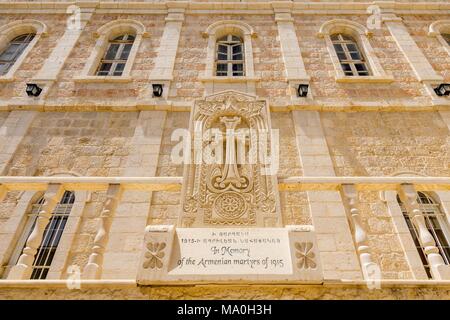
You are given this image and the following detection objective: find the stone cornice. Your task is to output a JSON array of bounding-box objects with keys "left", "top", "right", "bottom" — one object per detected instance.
[{"left": 0, "top": 1, "right": 448, "bottom": 15}]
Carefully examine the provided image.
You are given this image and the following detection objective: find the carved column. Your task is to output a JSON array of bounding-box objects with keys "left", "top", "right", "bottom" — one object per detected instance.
[
  {"left": 0, "top": 184, "right": 7, "bottom": 202},
  {"left": 341, "top": 184, "right": 378, "bottom": 279},
  {"left": 83, "top": 184, "right": 122, "bottom": 279},
  {"left": 398, "top": 184, "right": 447, "bottom": 279},
  {"left": 7, "top": 183, "right": 64, "bottom": 279}
]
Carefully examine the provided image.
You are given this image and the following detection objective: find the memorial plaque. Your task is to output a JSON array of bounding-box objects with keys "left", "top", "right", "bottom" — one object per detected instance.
[
  {"left": 137, "top": 225, "right": 323, "bottom": 284},
  {"left": 169, "top": 228, "right": 292, "bottom": 275}
]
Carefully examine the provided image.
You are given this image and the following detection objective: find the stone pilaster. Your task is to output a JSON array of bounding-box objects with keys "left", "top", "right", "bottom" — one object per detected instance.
[
  {"left": 292, "top": 110, "right": 362, "bottom": 280},
  {"left": 147, "top": 3, "right": 186, "bottom": 100},
  {"left": 273, "top": 3, "right": 310, "bottom": 98},
  {"left": 0, "top": 111, "right": 37, "bottom": 175},
  {"left": 32, "top": 5, "right": 95, "bottom": 98},
  {"left": 102, "top": 111, "right": 166, "bottom": 279}
]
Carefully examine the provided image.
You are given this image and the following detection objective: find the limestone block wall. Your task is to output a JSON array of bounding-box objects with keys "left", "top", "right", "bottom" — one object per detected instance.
[
  {"left": 294, "top": 15, "right": 428, "bottom": 104},
  {"left": 0, "top": 1, "right": 449, "bottom": 285},
  {"left": 402, "top": 15, "right": 450, "bottom": 81},
  {"left": 5, "top": 112, "right": 138, "bottom": 177},
  {"left": 321, "top": 112, "right": 450, "bottom": 177},
  {"left": 321, "top": 111, "right": 450, "bottom": 279},
  {"left": 0, "top": 14, "right": 64, "bottom": 100},
  {"left": 46, "top": 14, "right": 165, "bottom": 106},
  {"left": 171, "top": 14, "right": 288, "bottom": 103}
]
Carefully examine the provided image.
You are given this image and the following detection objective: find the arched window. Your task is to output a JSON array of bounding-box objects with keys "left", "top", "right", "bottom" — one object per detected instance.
[
  {"left": 17, "top": 191, "right": 75, "bottom": 279},
  {"left": 397, "top": 192, "right": 450, "bottom": 278},
  {"left": 215, "top": 34, "right": 244, "bottom": 77},
  {"left": 96, "top": 34, "right": 135, "bottom": 76},
  {"left": 331, "top": 33, "right": 370, "bottom": 76},
  {"left": 0, "top": 33, "right": 35, "bottom": 76},
  {"left": 318, "top": 19, "right": 392, "bottom": 83}
]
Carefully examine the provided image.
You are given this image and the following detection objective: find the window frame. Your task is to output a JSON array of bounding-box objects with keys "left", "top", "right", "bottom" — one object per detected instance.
[
  {"left": 75, "top": 19, "right": 147, "bottom": 83},
  {"left": 0, "top": 33, "right": 35, "bottom": 76},
  {"left": 318, "top": 19, "right": 393, "bottom": 83},
  {"left": 331, "top": 33, "right": 371, "bottom": 77},
  {"left": 0, "top": 20, "right": 47, "bottom": 82},
  {"left": 13, "top": 191, "right": 75, "bottom": 280},
  {"left": 96, "top": 34, "right": 135, "bottom": 77},
  {"left": 215, "top": 34, "right": 245, "bottom": 77},
  {"left": 428, "top": 20, "right": 450, "bottom": 57},
  {"left": 397, "top": 192, "right": 450, "bottom": 279}
]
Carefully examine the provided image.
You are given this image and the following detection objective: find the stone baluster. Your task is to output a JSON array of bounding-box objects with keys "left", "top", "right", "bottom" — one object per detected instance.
[
  {"left": 341, "top": 184, "right": 379, "bottom": 280},
  {"left": 0, "top": 184, "right": 7, "bottom": 202},
  {"left": 398, "top": 184, "right": 446, "bottom": 279},
  {"left": 83, "top": 184, "right": 122, "bottom": 279},
  {"left": 7, "top": 183, "right": 64, "bottom": 279}
]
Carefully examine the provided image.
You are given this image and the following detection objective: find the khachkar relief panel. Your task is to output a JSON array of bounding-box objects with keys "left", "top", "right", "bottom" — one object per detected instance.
[
  {"left": 137, "top": 91, "right": 322, "bottom": 284},
  {"left": 180, "top": 91, "right": 282, "bottom": 227}
]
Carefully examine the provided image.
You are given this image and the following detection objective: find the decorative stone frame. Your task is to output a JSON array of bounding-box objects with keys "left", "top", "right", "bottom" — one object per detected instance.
[
  {"left": 0, "top": 20, "right": 48, "bottom": 82},
  {"left": 428, "top": 20, "right": 450, "bottom": 56},
  {"left": 381, "top": 172, "right": 450, "bottom": 280},
  {"left": 318, "top": 19, "right": 393, "bottom": 83},
  {"left": 2, "top": 172, "right": 88, "bottom": 280},
  {"left": 75, "top": 19, "right": 148, "bottom": 83},
  {"left": 200, "top": 20, "right": 259, "bottom": 95}
]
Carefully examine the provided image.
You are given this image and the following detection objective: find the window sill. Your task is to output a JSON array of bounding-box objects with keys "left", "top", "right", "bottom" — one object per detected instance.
[
  {"left": 199, "top": 76, "right": 260, "bottom": 83},
  {"left": 335, "top": 75, "right": 395, "bottom": 84},
  {"left": 73, "top": 76, "right": 133, "bottom": 83}
]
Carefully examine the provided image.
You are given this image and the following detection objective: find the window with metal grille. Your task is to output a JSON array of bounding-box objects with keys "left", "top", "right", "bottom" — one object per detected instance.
[
  {"left": 443, "top": 33, "right": 450, "bottom": 46},
  {"left": 215, "top": 35, "right": 244, "bottom": 77},
  {"left": 331, "top": 33, "right": 370, "bottom": 76},
  {"left": 96, "top": 34, "right": 135, "bottom": 76},
  {"left": 0, "top": 33, "right": 35, "bottom": 76},
  {"left": 18, "top": 191, "right": 75, "bottom": 280},
  {"left": 397, "top": 192, "right": 450, "bottom": 279}
]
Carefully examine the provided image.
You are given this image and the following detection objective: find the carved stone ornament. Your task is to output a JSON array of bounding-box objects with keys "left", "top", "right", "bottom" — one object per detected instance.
[
  {"left": 179, "top": 91, "right": 282, "bottom": 227},
  {"left": 294, "top": 242, "right": 317, "bottom": 270},
  {"left": 143, "top": 242, "right": 166, "bottom": 269}
]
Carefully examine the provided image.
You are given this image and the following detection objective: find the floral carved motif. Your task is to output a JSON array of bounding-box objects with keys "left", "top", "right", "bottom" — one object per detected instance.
[
  {"left": 143, "top": 242, "right": 166, "bottom": 269},
  {"left": 294, "top": 242, "right": 317, "bottom": 270},
  {"left": 180, "top": 91, "right": 281, "bottom": 227}
]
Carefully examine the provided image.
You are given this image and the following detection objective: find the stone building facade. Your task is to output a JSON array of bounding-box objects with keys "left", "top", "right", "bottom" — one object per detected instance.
[{"left": 0, "top": 0, "right": 449, "bottom": 299}]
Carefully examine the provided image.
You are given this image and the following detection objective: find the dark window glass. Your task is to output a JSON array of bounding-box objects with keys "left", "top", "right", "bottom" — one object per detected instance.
[
  {"left": 397, "top": 192, "right": 450, "bottom": 279},
  {"left": 96, "top": 34, "right": 135, "bottom": 76},
  {"left": 215, "top": 34, "right": 245, "bottom": 77},
  {"left": 330, "top": 33, "right": 370, "bottom": 77},
  {"left": 0, "top": 33, "right": 35, "bottom": 76}
]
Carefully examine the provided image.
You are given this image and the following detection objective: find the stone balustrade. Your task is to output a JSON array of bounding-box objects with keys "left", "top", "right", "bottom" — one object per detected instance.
[{"left": 1, "top": 176, "right": 449, "bottom": 281}]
